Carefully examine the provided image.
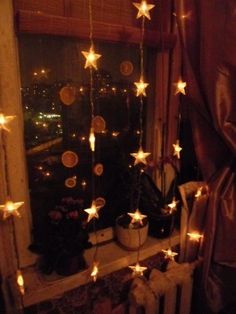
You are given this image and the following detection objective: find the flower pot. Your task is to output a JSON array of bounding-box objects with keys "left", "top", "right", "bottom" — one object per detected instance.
[
  {"left": 148, "top": 211, "right": 175, "bottom": 238},
  {"left": 115, "top": 214, "right": 149, "bottom": 250}
]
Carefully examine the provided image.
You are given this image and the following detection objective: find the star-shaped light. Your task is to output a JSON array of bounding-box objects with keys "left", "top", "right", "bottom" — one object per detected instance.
[
  {"left": 173, "top": 140, "right": 182, "bottom": 159},
  {"left": 133, "top": 1, "right": 155, "bottom": 20},
  {"left": 0, "top": 200, "right": 24, "bottom": 220},
  {"left": 187, "top": 232, "right": 203, "bottom": 242},
  {"left": 167, "top": 197, "right": 179, "bottom": 213},
  {"left": 174, "top": 79, "right": 187, "bottom": 95},
  {"left": 89, "top": 128, "right": 95, "bottom": 152},
  {"left": 128, "top": 209, "right": 147, "bottom": 225},
  {"left": 16, "top": 270, "right": 25, "bottom": 295},
  {"left": 90, "top": 262, "right": 99, "bottom": 282},
  {"left": 81, "top": 46, "right": 101, "bottom": 70},
  {"left": 84, "top": 201, "right": 102, "bottom": 222},
  {"left": 0, "top": 113, "right": 16, "bottom": 132},
  {"left": 129, "top": 262, "right": 147, "bottom": 276},
  {"left": 130, "top": 147, "right": 151, "bottom": 165},
  {"left": 195, "top": 187, "right": 203, "bottom": 199},
  {"left": 162, "top": 248, "right": 178, "bottom": 260},
  {"left": 134, "top": 79, "right": 149, "bottom": 97}
]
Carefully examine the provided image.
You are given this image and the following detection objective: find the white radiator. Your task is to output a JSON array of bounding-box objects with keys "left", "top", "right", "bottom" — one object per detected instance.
[{"left": 129, "top": 261, "right": 195, "bottom": 314}]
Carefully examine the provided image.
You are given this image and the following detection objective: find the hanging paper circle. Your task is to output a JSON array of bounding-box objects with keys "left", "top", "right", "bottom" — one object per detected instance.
[
  {"left": 65, "top": 177, "right": 77, "bottom": 188},
  {"left": 93, "top": 163, "right": 104, "bottom": 176},
  {"left": 92, "top": 116, "right": 106, "bottom": 133},
  {"left": 120, "top": 60, "right": 134, "bottom": 76},
  {"left": 61, "top": 151, "right": 79, "bottom": 168},
  {"left": 59, "top": 86, "right": 77, "bottom": 106},
  {"left": 95, "top": 197, "right": 106, "bottom": 208}
]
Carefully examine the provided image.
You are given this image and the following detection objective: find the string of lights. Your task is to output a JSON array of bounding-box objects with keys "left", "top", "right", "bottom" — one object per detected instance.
[
  {"left": 127, "top": 1, "right": 155, "bottom": 276},
  {"left": 81, "top": 0, "right": 102, "bottom": 282},
  {"left": 0, "top": 114, "right": 25, "bottom": 307}
]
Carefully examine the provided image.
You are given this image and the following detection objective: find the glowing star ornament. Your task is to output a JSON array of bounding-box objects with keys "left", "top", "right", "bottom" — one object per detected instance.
[
  {"left": 174, "top": 79, "right": 187, "bottom": 95},
  {"left": 130, "top": 147, "right": 151, "bottom": 165},
  {"left": 90, "top": 262, "right": 99, "bottom": 282},
  {"left": 133, "top": 1, "right": 155, "bottom": 20},
  {"left": 84, "top": 201, "right": 102, "bottom": 222},
  {"left": 173, "top": 140, "right": 182, "bottom": 159},
  {"left": 0, "top": 113, "right": 16, "bottom": 132},
  {"left": 167, "top": 197, "right": 179, "bottom": 213},
  {"left": 128, "top": 209, "right": 147, "bottom": 225},
  {"left": 187, "top": 232, "right": 203, "bottom": 242},
  {"left": 89, "top": 128, "right": 96, "bottom": 152},
  {"left": 162, "top": 248, "right": 178, "bottom": 260},
  {"left": 195, "top": 187, "right": 203, "bottom": 199},
  {"left": 134, "top": 79, "right": 149, "bottom": 97},
  {"left": 129, "top": 263, "right": 147, "bottom": 276},
  {"left": 81, "top": 46, "right": 101, "bottom": 70},
  {"left": 0, "top": 200, "right": 24, "bottom": 220},
  {"left": 16, "top": 270, "right": 25, "bottom": 295}
]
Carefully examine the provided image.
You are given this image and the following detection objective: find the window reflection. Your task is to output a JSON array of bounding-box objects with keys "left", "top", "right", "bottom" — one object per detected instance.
[{"left": 19, "top": 35, "right": 148, "bottom": 243}]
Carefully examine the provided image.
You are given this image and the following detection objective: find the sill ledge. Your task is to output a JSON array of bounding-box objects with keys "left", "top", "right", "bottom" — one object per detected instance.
[{"left": 23, "top": 230, "right": 179, "bottom": 307}]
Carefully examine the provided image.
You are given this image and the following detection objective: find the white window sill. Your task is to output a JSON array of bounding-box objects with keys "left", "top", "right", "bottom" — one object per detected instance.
[{"left": 22, "top": 230, "right": 180, "bottom": 307}]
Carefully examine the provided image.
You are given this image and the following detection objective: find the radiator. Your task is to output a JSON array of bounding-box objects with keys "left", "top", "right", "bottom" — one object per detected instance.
[{"left": 129, "top": 262, "right": 195, "bottom": 314}]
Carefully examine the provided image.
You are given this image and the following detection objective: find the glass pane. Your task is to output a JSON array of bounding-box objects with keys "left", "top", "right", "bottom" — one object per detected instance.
[{"left": 19, "top": 34, "right": 150, "bottom": 243}]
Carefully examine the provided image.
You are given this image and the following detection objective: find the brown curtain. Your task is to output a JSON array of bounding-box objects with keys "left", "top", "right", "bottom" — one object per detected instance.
[{"left": 175, "top": 0, "right": 236, "bottom": 312}]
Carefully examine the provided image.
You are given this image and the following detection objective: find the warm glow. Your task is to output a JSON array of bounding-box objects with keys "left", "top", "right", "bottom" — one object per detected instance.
[
  {"left": 128, "top": 209, "right": 147, "bottom": 225},
  {"left": 195, "top": 187, "right": 203, "bottom": 199},
  {"left": 130, "top": 147, "right": 151, "bottom": 165},
  {"left": 81, "top": 47, "right": 101, "bottom": 70},
  {"left": 0, "top": 113, "right": 16, "bottom": 132},
  {"left": 174, "top": 79, "right": 187, "bottom": 95},
  {"left": 167, "top": 197, "right": 179, "bottom": 213},
  {"left": 173, "top": 140, "right": 182, "bottom": 159},
  {"left": 81, "top": 180, "right": 87, "bottom": 189},
  {"left": 187, "top": 232, "right": 203, "bottom": 242},
  {"left": 91, "top": 263, "right": 99, "bottom": 282},
  {"left": 89, "top": 128, "right": 96, "bottom": 152},
  {"left": 133, "top": 1, "right": 155, "bottom": 20},
  {"left": 134, "top": 79, "right": 149, "bottom": 97},
  {"left": 129, "top": 262, "right": 147, "bottom": 276},
  {"left": 84, "top": 201, "right": 102, "bottom": 222},
  {"left": 0, "top": 200, "right": 23, "bottom": 220},
  {"left": 162, "top": 248, "right": 178, "bottom": 260},
  {"left": 112, "top": 131, "right": 119, "bottom": 137},
  {"left": 16, "top": 270, "right": 25, "bottom": 295}
]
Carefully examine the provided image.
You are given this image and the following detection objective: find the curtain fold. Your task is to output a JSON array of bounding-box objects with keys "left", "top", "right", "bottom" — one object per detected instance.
[{"left": 175, "top": 0, "right": 236, "bottom": 311}]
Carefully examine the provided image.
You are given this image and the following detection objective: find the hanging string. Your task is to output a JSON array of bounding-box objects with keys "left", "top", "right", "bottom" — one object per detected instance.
[
  {"left": 1, "top": 131, "right": 11, "bottom": 197},
  {"left": 129, "top": 1, "right": 155, "bottom": 276},
  {"left": 0, "top": 127, "right": 25, "bottom": 308},
  {"left": 89, "top": 0, "right": 94, "bottom": 47},
  {"left": 138, "top": 16, "right": 145, "bottom": 149},
  {"left": 81, "top": 0, "right": 102, "bottom": 282}
]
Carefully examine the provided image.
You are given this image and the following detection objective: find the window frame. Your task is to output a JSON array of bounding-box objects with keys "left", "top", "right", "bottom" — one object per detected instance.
[{"left": 2, "top": 0, "right": 175, "bottom": 269}]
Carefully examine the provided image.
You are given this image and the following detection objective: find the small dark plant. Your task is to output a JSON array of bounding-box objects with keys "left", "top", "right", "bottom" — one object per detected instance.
[{"left": 29, "top": 197, "right": 92, "bottom": 276}]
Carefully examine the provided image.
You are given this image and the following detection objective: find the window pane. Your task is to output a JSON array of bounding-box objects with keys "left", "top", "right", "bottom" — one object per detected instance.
[{"left": 19, "top": 35, "right": 150, "bottom": 242}]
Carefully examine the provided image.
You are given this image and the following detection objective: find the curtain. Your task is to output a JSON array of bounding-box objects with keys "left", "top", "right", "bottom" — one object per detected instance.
[{"left": 175, "top": 0, "right": 236, "bottom": 312}]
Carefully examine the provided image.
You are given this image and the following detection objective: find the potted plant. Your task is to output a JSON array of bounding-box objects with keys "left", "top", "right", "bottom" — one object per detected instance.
[
  {"left": 29, "top": 197, "right": 92, "bottom": 276},
  {"left": 115, "top": 211, "right": 149, "bottom": 250}
]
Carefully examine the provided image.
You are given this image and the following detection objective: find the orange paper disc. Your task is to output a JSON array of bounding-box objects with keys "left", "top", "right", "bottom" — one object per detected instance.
[
  {"left": 59, "top": 86, "right": 77, "bottom": 106},
  {"left": 120, "top": 60, "right": 134, "bottom": 76},
  {"left": 93, "top": 163, "right": 104, "bottom": 176},
  {"left": 95, "top": 197, "right": 106, "bottom": 208},
  {"left": 92, "top": 116, "right": 106, "bottom": 133},
  {"left": 61, "top": 151, "right": 79, "bottom": 168},
  {"left": 65, "top": 177, "right": 77, "bottom": 188}
]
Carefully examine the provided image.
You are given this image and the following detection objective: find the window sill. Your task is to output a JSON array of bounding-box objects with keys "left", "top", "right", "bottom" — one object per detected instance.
[{"left": 22, "top": 230, "right": 180, "bottom": 307}]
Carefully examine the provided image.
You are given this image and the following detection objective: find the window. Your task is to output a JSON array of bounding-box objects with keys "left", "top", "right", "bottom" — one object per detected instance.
[{"left": 18, "top": 35, "right": 154, "bottom": 246}]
